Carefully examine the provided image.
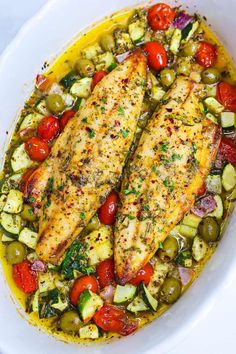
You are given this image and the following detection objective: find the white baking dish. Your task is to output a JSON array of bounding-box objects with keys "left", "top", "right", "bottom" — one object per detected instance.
[{"left": 0, "top": 1, "right": 236, "bottom": 353}]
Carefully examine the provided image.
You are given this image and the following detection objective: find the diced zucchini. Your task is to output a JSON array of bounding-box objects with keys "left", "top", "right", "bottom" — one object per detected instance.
[
  {"left": 59, "top": 70, "right": 78, "bottom": 89},
  {"left": 70, "top": 78, "right": 92, "bottom": 98},
  {"left": 147, "top": 259, "right": 170, "bottom": 296},
  {"left": 81, "top": 43, "right": 103, "bottom": 60},
  {"left": 1, "top": 173, "right": 22, "bottom": 194},
  {"left": 170, "top": 28, "right": 182, "bottom": 54},
  {"left": 51, "top": 296, "right": 68, "bottom": 311},
  {"left": 205, "top": 85, "right": 217, "bottom": 97},
  {"left": 206, "top": 112, "right": 218, "bottom": 124},
  {"left": 35, "top": 99, "right": 50, "bottom": 115},
  {"left": 79, "top": 324, "right": 99, "bottom": 339},
  {"left": 176, "top": 250, "right": 193, "bottom": 267},
  {"left": 18, "top": 227, "right": 38, "bottom": 249},
  {"left": 220, "top": 112, "right": 235, "bottom": 128},
  {"left": 152, "top": 86, "right": 166, "bottom": 101},
  {"left": 83, "top": 225, "right": 113, "bottom": 266},
  {"left": 0, "top": 212, "right": 22, "bottom": 235},
  {"left": 182, "top": 21, "right": 199, "bottom": 43},
  {"left": 128, "top": 20, "right": 145, "bottom": 43},
  {"left": 62, "top": 93, "right": 75, "bottom": 107},
  {"left": 114, "top": 29, "right": 133, "bottom": 54},
  {"left": 26, "top": 251, "right": 38, "bottom": 263},
  {"left": 127, "top": 296, "right": 149, "bottom": 313},
  {"left": 19, "top": 113, "right": 43, "bottom": 131},
  {"left": 192, "top": 236, "right": 208, "bottom": 262},
  {"left": 78, "top": 289, "right": 103, "bottom": 322},
  {"left": 11, "top": 143, "right": 33, "bottom": 173},
  {"left": 0, "top": 195, "right": 7, "bottom": 212},
  {"left": 113, "top": 284, "right": 137, "bottom": 303},
  {"left": 1, "top": 233, "right": 15, "bottom": 242},
  {"left": 94, "top": 52, "right": 116, "bottom": 71},
  {"left": 208, "top": 195, "right": 224, "bottom": 219},
  {"left": 178, "top": 224, "right": 197, "bottom": 238},
  {"left": 3, "top": 189, "right": 24, "bottom": 214},
  {"left": 204, "top": 97, "right": 224, "bottom": 114},
  {"left": 38, "top": 272, "right": 58, "bottom": 293},
  {"left": 206, "top": 174, "right": 222, "bottom": 194},
  {"left": 140, "top": 283, "right": 158, "bottom": 311},
  {"left": 31, "top": 290, "right": 40, "bottom": 312},
  {"left": 181, "top": 213, "right": 202, "bottom": 228},
  {"left": 222, "top": 163, "right": 236, "bottom": 191}
]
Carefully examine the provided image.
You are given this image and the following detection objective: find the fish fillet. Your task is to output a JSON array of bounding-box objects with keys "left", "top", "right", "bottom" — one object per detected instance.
[
  {"left": 29, "top": 50, "right": 147, "bottom": 264},
  {"left": 114, "top": 76, "right": 221, "bottom": 284}
]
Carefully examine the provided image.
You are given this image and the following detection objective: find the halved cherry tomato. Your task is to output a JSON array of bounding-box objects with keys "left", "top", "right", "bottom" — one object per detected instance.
[
  {"left": 148, "top": 3, "right": 176, "bottom": 30},
  {"left": 37, "top": 116, "right": 60, "bottom": 142},
  {"left": 36, "top": 74, "right": 52, "bottom": 91},
  {"left": 12, "top": 260, "right": 38, "bottom": 294},
  {"left": 130, "top": 263, "right": 154, "bottom": 286},
  {"left": 91, "top": 71, "right": 107, "bottom": 90},
  {"left": 98, "top": 191, "right": 118, "bottom": 225},
  {"left": 143, "top": 42, "right": 167, "bottom": 71},
  {"left": 198, "top": 182, "right": 206, "bottom": 196},
  {"left": 19, "top": 168, "right": 37, "bottom": 195},
  {"left": 195, "top": 42, "right": 217, "bottom": 68},
  {"left": 25, "top": 137, "right": 50, "bottom": 162},
  {"left": 93, "top": 304, "right": 138, "bottom": 336},
  {"left": 70, "top": 275, "right": 99, "bottom": 306},
  {"left": 217, "top": 82, "right": 236, "bottom": 112},
  {"left": 219, "top": 137, "right": 236, "bottom": 166},
  {"left": 96, "top": 259, "right": 115, "bottom": 289},
  {"left": 59, "top": 110, "right": 76, "bottom": 130}
]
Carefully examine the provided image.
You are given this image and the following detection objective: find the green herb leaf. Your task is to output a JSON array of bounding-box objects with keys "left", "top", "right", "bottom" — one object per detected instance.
[
  {"left": 118, "top": 105, "right": 125, "bottom": 116},
  {"left": 120, "top": 129, "right": 129, "bottom": 138},
  {"left": 81, "top": 117, "right": 88, "bottom": 123},
  {"left": 159, "top": 241, "right": 164, "bottom": 249},
  {"left": 160, "top": 143, "right": 168, "bottom": 153},
  {"left": 29, "top": 196, "right": 35, "bottom": 203},
  {"left": 192, "top": 142, "right": 197, "bottom": 153},
  {"left": 171, "top": 153, "right": 182, "bottom": 161},
  {"left": 101, "top": 97, "right": 107, "bottom": 104},
  {"left": 80, "top": 212, "right": 86, "bottom": 220},
  {"left": 127, "top": 214, "right": 135, "bottom": 220},
  {"left": 124, "top": 188, "right": 139, "bottom": 196}
]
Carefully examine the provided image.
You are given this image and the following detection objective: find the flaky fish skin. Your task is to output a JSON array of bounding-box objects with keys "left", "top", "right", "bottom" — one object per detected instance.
[
  {"left": 114, "top": 77, "right": 221, "bottom": 285},
  {"left": 32, "top": 50, "right": 147, "bottom": 264}
]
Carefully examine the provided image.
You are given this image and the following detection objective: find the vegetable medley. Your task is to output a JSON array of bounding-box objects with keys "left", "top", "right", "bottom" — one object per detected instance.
[{"left": 1, "top": 2, "right": 236, "bottom": 342}]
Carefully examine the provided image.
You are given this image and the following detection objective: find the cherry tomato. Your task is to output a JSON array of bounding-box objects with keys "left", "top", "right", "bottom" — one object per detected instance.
[
  {"left": 195, "top": 42, "right": 217, "bottom": 68},
  {"left": 143, "top": 42, "right": 167, "bottom": 71},
  {"left": 91, "top": 71, "right": 108, "bottom": 90},
  {"left": 98, "top": 191, "right": 118, "bottom": 225},
  {"left": 70, "top": 275, "right": 99, "bottom": 306},
  {"left": 96, "top": 259, "right": 115, "bottom": 289},
  {"left": 12, "top": 260, "right": 38, "bottom": 294},
  {"left": 36, "top": 74, "right": 52, "bottom": 91},
  {"left": 59, "top": 110, "right": 76, "bottom": 130},
  {"left": 219, "top": 137, "right": 236, "bottom": 166},
  {"left": 25, "top": 137, "right": 50, "bottom": 162},
  {"left": 148, "top": 3, "right": 176, "bottom": 30},
  {"left": 19, "top": 168, "right": 37, "bottom": 195},
  {"left": 93, "top": 304, "right": 138, "bottom": 336},
  {"left": 217, "top": 82, "right": 236, "bottom": 112},
  {"left": 37, "top": 116, "right": 60, "bottom": 142},
  {"left": 130, "top": 263, "right": 154, "bottom": 286},
  {"left": 198, "top": 182, "right": 206, "bottom": 196}
]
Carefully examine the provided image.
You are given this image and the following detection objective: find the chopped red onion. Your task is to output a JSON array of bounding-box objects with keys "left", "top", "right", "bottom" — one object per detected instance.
[
  {"left": 31, "top": 260, "right": 46, "bottom": 272},
  {"left": 178, "top": 266, "right": 194, "bottom": 286},
  {"left": 173, "top": 12, "right": 193, "bottom": 30},
  {"left": 116, "top": 51, "right": 131, "bottom": 63},
  {"left": 192, "top": 194, "right": 217, "bottom": 217},
  {"left": 100, "top": 284, "right": 115, "bottom": 303}
]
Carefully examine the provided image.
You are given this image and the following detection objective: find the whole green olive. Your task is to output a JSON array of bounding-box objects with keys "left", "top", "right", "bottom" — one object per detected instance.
[
  {"left": 5, "top": 241, "right": 26, "bottom": 265},
  {"left": 60, "top": 311, "right": 81, "bottom": 333},
  {"left": 21, "top": 204, "right": 36, "bottom": 222},
  {"left": 198, "top": 217, "right": 220, "bottom": 242},
  {"left": 181, "top": 41, "right": 199, "bottom": 57},
  {"left": 160, "top": 69, "right": 176, "bottom": 87},
  {"left": 46, "top": 94, "right": 65, "bottom": 114},
  {"left": 176, "top": 59, "right": 191, "bottom": 76},
  {"left": 75, "top": 58, "right": 95, "bottom": 77},
  {"left": 201, "top": 68, "right": 221, "bottom": 84},
  {"left": 158, "top": 237, "right": 179, "bottom": 262},
  {"left": 100, "top": 33, "right": 115, "bottom": 52},
  {"left": 160, "top": 277, "right": 182, "bottom": 304}
]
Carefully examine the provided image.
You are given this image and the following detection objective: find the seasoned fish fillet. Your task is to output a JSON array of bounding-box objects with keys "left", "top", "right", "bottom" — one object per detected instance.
[
  {"left": 30, "top": 50, "right": 147, "bottom": 264},
  {"left": 114, "top": 77, "right": 221, "bottom": 284}
]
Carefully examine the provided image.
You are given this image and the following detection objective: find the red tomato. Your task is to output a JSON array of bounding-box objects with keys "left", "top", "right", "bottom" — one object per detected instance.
[
  {"left": 219, "top": 137, "right": 236, "bottom": 166},
  {"left": 70, "top": 275, "right": 99, "bottom": 306},
  {"left": 130, "top": 263, "right": 154, "bottom": 286},
  {"left": 198, "top": 182, "right": 206, "bottom": 196},
  {"left": 13, "top": 260, "right": 38, "bottom": 294},
  {"left": 143, "top": 42, "right": 167, "bottom": 71},
  {"left": 217, "top": 82, "right": 236, "bottom": 112},
  {"left": 96, "top": 259, "right": 115, "bottom": 289},
  {"left": 148, "top": 3, "right": 176, "bottom": 30},
  {"left": 19, "top": 168, "right": 37, "bottom": 195},
  {"left": 36, "top": 74, "right": 52, "bottom": 91},
  {"left": 98, "top": 191, "right": 118, "bottom": 225},
  {"left": 25, "top": 137, "right": 50, "bottom": 162},
  {"left": 59, "top": 110, "right": 76, "bottom": 130},
  {"left": 92, "top": 71, "right": 108, "bottom": 90},
  {"left": 195, "top": 42, "right": 217, "bottom": 68},
  {"left": 37, "top": 116, "right": 60, "bottom": 142},
  {"left": 94, "top": 305, "right": 137, "bottom": 336}
]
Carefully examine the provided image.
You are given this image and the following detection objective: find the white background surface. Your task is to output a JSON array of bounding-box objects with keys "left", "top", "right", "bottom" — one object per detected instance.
[{"left": 0, "top": 1, "right": 235, "bottom": 353}]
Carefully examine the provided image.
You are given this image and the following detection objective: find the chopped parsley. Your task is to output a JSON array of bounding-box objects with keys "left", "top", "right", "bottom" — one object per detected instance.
[
  {"left": 160, "top": 143, "right": 168, "bottom": 153},
  {"left": 120, "top": 129, "right": 129, "bottom": 138},
  {"left": 58, "top": 184, "right": 65, "bottom": 191},
  {"left": 29, "top": 196, "right": 35, "bottom": 203},
  {"left": 80, "top": 212, "right": 86, "bottom": 220},
  {"left": 127, "top": 214, "right": 135, "bottom": 220},
  {"left": 171, "top": 153, "right": 182, "bottom": 161},
  {"left": 46, "top": 177, "right": 54, "bottom": 192},
  {"left": 101, "top": 106, "right": 106, "bottom": 114},
  {"left": 142, "top": 205, "right": 149, "bottom": 211},
  {"left": 163, "top": 178, "right": 170, "bottom": 187},
  {"left": 118, "top": 105, "right": 125, "bottom": 116},
  {"left": 152, "top": 165, "right": 158, "bottom": 173},
  {"left": 159, "top": 241, "right": 164, "bottom": 249},
  {"left": 44, "top": 198, "right": 51, "bottom": 209},
  {"left": 81, "top": 117, "right": 88, "bottom": 123},
  {"left": 124, "top": 188, "right": 139, "bottom": 196},
  {"left": 88, "top": 129, "right": 95, "bottom": 138},
  {"left": 101, "top": 97, "right": 107, "bottom": 104},
  {"left": 192, "top": 142, "right": 197, "bottom": 153}
]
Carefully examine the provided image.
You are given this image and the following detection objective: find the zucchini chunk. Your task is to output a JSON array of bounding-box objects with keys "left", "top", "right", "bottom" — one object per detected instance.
[
  {"left": 18, "top": 227, "right": 38, "bottom": 249},
  {"left": 170, "top": 28, "right": 182, "bottom": 54},
  {"left": 181, "top": 213, "right": 202, "bottom": 228},
  {"left": 35, "top": 99, "right": 50, "bottom": 115},
  {"left": 147, "top": 259, "right": 170, "bottom": 296},
  {"left": 208, "top": 195, "right": 224, "bottom": 219},
  {"left": 206, "top": 174, "right": 222, "bottom": 194},
  {"left": 222, "top": 163, "right": 236, "bottom": 191},
  {"left": 0, "top": 212, "right": 22, "bottom": 235},
  {"left": 3, "top": 189, "right": 24, "bottom": 214},
  {"left": 81, "top": 43, "right": 103, "bottom": 60},
  {"left": 0, "top": 173, "right": 23, "bottom": 194},
  {"left": 19, "top": 113, "right": 43, "bottom": 131},
  {"left": 206, "top": 112, "right": 218, "bottom": 124},
  {"left": 127, "top": 296, "right": 149, "bottom": 313},
  {"left": 94, "top": 52, "right": 117, "bottom": 72},
  {"left": 1, "top": 233, "right": 15, "bottom": 242},
  {"left": 11, "top": 143, "right": 33, "bottom": 173},
  {"left": 78, "top": 289, "right": 103, "bottom": 322},
  {"left": 114, "top": 28, "right": 133, "bottom": 54},
  {"left": 113, "top": 284, "right": 137, "bottom": 304},
  {"left": 38, "top": 272, "right": 58, "bottom": 293},
  {"left": 128, "top": 20, "right": 145, "bottom": 43},
  {"left": 220, "top": 112, "right": 235, "bottom": 128},
  {"left": 204, "top": 97, "right": 224, "bottom": 114},
  {"left": 0, "top": 195, "right": 7, "bottom": 212},
  {"left": 79, "top": 324, "right": 99, "bottom": 339},
  {"left": 70, "top": 78, "right": 92, "bottom": 98},
  {"left": 178, "top": 224, "right": 197, "bottom": 238},
  {"left": 192, "top": 236, "right": 208, "bottom": 262},
  {"left": 140, "top": 282, "right": 158, "bottom": 311},
  {"left": 182, "top": 21, "right": 199, "bottom": 43}
]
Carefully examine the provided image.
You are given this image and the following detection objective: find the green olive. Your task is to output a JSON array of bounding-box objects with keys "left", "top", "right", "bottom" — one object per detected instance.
[
  {"left": 160, "top": 69, "right": 176, "bottom": 87},
  {"left": 201, "top": 68, "right": 221, "bottom": 84},
  {"left": 158, "top": 237, "right": 179, "bottom": 262},
  {"left": 85, "top": 215, "right": 101, "bottom": 233},
  {"left": 46, "top": 94, "right": 65, "bottom": 114},
  {"left": 60, "top": 311, "right": 81, "bottom": 333},
  {"left": 181, "top": 41, "right": 199, "bottom": 57},
  {"left": 5, "top": 241, "right": 26, "bottom": 265},
  {"left": 198, "top": 217, "right": 220, "bottom": 242},
  {"left": 21, "top": 204, "right": 36, "bottom": 222},
  {"left": 176, "top": 59, "right": 191, "bottom": 76},
  {"left": 160, "top": 277, "right": 182, "bottom": 304},
  {"left": 75, "top": 58, "right": 95, "bottom": 77},
  {"left": 100, "top": 33, "right": 115, "bottom": 52}
]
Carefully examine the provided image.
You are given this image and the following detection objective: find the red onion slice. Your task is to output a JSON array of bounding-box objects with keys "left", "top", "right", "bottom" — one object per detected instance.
[{"left": 192, "top": 194, "right": 217, "bottom": 218}]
